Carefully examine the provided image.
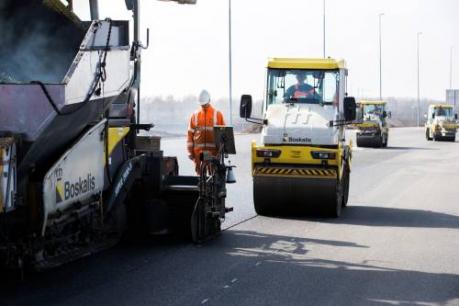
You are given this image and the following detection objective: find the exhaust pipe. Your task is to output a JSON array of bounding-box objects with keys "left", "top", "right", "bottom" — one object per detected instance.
[{"left": 89, "top": 0, "right": 99, "bottom": 20}]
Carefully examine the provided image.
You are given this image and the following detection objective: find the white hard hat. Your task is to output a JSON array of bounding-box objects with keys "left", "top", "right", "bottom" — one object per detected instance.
[{"left": 198, "top": 89, "right": 211, "bottom": 105}]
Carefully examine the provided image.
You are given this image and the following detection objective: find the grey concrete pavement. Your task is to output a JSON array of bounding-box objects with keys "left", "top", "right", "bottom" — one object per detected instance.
[{"left": 2, "top": 127, "right": 459, "bottom": 306}]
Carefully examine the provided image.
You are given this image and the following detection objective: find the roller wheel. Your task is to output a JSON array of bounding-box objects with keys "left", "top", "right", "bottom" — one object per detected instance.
[
  {"left": 253, "top": 190, "right": 274, "bottom": 216},
  {"left": 426, "top": 129, "right": 432, "bottom": 141},
  {"left": 253, "top": 176, "right": 283, "bottom": 216},
  {"left": 376, "top": 135, "right": 384, "bottom": 148},
  {"left": 342, "top": 167, "right": 350, "bottom": 207},
  {"left": 328, "top": 178, "right": 343, "bottom": 218},
  {"left": 382, "top": 134, "right": 388, "bottom": 147}
]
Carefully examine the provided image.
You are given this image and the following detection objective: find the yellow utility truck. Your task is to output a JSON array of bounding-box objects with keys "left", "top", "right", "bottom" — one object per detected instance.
[
  {"left": 425, "top": 104, "right": 457, "bottom": 141},
  {"left": 355, "top": 100, "right": 390, "bottom": 147},
  {"left": 240, "top": 58, "right": 356, "bottom": 217}
]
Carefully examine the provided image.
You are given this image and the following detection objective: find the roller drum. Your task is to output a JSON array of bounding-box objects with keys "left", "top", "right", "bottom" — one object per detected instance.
[
  {"left": 356, "top": 135, "right": 382, "bottom": 148},
  {"left": 253, "top": 171, "right": 340, "bottom": 216}
]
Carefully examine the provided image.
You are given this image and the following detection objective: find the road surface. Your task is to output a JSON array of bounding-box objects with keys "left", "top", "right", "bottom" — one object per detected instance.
[{"left": 2, "top": 127, "right": 459, "bottom": 306}]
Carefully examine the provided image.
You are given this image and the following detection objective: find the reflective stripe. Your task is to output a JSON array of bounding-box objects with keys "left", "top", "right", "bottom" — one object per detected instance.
[
  {"left": 188, "top": 128, "right": 195, "bottom": 133},
  {"left": 214, "top": 109, "right": 217, "bottom": 125},
  {"left": 195, "top": 126, "right": 214, "bottom": 132},
  {"left": 195, "top": 143, "right": 216, "bottom": 148}
]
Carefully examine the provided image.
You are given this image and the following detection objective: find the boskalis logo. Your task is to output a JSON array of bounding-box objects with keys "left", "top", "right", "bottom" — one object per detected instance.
[
  {"left": 55, "top": 169, "right": 96, "bottom": 203},
  {"left": 288, "top": 136, "right": 311, "bottom": 143}
]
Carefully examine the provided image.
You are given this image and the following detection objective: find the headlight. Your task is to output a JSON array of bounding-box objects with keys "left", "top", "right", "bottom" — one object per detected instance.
[
  {"left": 311, "top": 151, "right": 336, "bottom": 159},
  {"left": 256, "top": 149, "right": 281, "bottom": 158}
]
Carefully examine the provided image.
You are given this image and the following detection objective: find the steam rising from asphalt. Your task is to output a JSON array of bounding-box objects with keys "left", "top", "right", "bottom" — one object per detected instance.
[{"left": 0, "top": 0, "right": 84, "bottom": 83}]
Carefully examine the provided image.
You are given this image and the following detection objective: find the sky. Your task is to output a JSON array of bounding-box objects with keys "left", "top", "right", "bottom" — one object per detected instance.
[{"left": 73, "top": 0, "right": 459, "bottom": 102}]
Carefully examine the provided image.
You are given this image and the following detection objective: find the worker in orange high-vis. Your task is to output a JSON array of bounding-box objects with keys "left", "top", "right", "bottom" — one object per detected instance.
[{"left": 187, "top": 89, "right": 226, "bottom": 174}]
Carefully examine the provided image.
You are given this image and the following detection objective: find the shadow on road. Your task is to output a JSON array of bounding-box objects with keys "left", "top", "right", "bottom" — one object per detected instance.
[
  {"left": 1, "top": 229, "right": 458, "bottom": 306},
  {"left": 331, "top": 205, "right": 459, "bottom": 229},
  {"left": 220, "top": 230, "right": 459, "bottom": 305},
  {"left": 273, "top": 205, "right": 459, "bottom": 229},
  {"left": 383, "top": 146, "right": 438, "bottom": 151}
]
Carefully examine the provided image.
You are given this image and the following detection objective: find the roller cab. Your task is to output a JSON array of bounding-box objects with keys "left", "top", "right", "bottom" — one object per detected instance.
[
  {"left": 424, "top": 104, "right": 457, "bottom": 142},
  {"left": 240, "top": 58, "right": 356, "bottom": 217},
  {"left": 355, "top": 100, "right": 390, "bottom": 147}
]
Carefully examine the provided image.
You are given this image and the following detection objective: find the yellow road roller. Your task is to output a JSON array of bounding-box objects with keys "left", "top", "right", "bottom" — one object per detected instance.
[
  {"left": 425, "top": 104, "right": 457, "bottom": 142},
  {"left": 239, "top": 58, "right": 356, "bottom": 217},
  {"left": 355, "top": 100, "right": 390, "bottom": 147}
]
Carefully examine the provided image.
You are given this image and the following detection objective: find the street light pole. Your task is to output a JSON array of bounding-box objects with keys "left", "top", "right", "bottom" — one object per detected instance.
[
  {"left": 417, "top": 32, "right": 422, "bottom": 127},
  {"left": 378, "top": 13, "right": 384, "bottom": 100},
  {"left": 450, "top": 46, "right": 453, "bottom": 89},
  {"left": 228, "top": 0, "right": 233, "bottom": 126},
  {"left": 323, "top": 0, "right": 326, "bottom": 58}
]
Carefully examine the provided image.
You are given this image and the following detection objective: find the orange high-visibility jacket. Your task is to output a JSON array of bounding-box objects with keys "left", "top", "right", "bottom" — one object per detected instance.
[{"left": 187, "top": 104, "right": 225, "bottom": 158}]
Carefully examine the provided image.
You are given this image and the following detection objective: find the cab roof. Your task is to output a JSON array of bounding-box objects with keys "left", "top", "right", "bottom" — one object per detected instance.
[
  {"left": 360, "top": 100, "right": 386, "bottom": 105},
  {"left": 430, "top": 104, "right": 453, "bottom": 108},
  {"left": 267, "top": 58, "right": 346, "bottom": 70}
]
